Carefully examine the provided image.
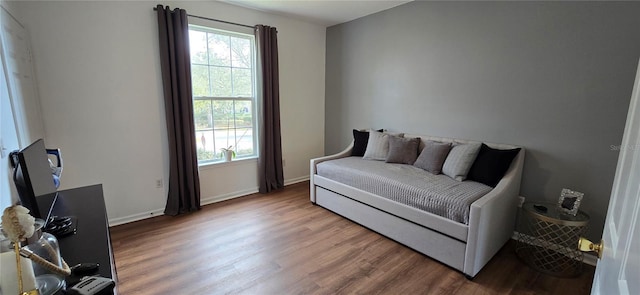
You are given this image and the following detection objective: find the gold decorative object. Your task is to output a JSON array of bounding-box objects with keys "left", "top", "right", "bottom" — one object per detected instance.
[
  {"left": 578, "top": 237, "right": 603, "bottom": 259},
  {"left": 20, "top": 247, "right": 70, "bottom": 276},
  {"left": 1, "top": 205, "right": 71, "bottom": 295},
  {"left": 516, "top": 202, "right": 589, "bottom": 277},
  {"left": 1, "top": 205, "right": 39, "bottom": 295}
]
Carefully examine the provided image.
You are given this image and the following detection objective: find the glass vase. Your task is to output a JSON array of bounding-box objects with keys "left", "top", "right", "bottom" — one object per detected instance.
[
  {"left": 0, "top": 225, "right": 38, "bottom": 295},
  {"left": 23, "top": 219, "right": 65, "bottom": 295}
]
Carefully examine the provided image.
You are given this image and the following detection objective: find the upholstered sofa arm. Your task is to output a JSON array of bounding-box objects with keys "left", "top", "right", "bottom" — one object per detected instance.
[
  {"left": 464, "top": 148, "right": 525, "bottom": 277},
  {"left": 309, "top": 142, "right": 354, "bottom": 203}
]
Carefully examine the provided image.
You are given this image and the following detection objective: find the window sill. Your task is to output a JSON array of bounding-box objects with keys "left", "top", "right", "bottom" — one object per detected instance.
[{"left": 198, "top": 157, "right": 258, "bottom": 171}]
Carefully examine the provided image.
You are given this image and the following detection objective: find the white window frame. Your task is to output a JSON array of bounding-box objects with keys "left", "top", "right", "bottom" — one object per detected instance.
[{"left": 188, "top": 24, "right": 259, "bottom": 166}]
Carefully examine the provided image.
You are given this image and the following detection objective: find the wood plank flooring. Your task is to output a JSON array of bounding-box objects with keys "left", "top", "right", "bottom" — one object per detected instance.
[{"left": 110, "top": 181, "right": 595, "bottom": 294}]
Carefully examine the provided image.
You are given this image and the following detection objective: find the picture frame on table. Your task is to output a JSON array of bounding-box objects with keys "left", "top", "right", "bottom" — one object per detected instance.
[{"left": 558, "top": 188, "right": 584, "bottom": 216}]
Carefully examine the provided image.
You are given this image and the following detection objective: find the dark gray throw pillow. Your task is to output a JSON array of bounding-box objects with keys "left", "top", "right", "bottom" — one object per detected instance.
[
  {"left": 386, "top": 136, "right": 421, "bottom": 165},
  {"left": 413, "top": 141, "right": 453, "bottom": 174}
]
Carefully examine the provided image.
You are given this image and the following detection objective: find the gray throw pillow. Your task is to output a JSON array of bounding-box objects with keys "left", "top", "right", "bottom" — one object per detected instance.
[
  {"left": 413, "top": 141, "right": 453, "bottom": 174},
  {"left": 386, "top": 136, "right": 421, "bottom": 165},
  {"left": 442, "top": 142, "right": 482, "bottom": 181}
]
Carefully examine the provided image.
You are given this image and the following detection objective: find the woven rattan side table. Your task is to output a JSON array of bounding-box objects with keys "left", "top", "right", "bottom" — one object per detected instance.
[{"left": 516, "top": 202, "right": 589, "bottom": 277}]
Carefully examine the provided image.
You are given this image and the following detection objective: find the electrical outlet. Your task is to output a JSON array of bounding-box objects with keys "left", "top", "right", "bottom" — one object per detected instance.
[
  {"left": 156, "top": 179, "right": 163, "bottom": 188},
  {"left": 282, "top": 158, "right": 286, "bottom": 167},
  {"left": 518, "top": 196, "right": 525, "bottom": 207}
]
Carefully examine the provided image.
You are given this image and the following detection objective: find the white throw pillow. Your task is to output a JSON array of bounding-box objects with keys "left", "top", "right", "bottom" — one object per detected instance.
[
  {"left": 362, "top": 130, "right": 390, "bottom": 161},
  {"left": 442, "top": 142, "right": 481, "bottom": 181},
  {"left": 362, "top": 130, "right": 404, "bottom": 161}
]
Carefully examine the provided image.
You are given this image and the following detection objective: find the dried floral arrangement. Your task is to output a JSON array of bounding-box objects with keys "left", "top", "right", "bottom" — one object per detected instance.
[{"left": 2, "top": 205, "right": 71, "bottom": 295}]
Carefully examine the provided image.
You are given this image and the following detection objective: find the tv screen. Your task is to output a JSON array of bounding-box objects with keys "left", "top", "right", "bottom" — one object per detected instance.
[{"left": 13, "top": 139, "right": 58, "bottom": 218}]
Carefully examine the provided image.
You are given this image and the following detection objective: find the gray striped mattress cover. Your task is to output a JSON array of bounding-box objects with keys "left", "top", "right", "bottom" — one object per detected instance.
[{"left": 316, "top": 157, "right": 492, "bottom": 224}]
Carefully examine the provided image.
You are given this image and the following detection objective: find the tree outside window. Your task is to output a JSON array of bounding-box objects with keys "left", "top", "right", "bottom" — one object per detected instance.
[{"left": 189, "top": 26, "right": 256, "bottom": 163}]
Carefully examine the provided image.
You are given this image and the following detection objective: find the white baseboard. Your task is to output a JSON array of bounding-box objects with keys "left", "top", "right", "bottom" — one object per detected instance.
[
  {"left": 109, "top": 176, "right": 308, "bottom": 227},
  {"left": 200, "top": 187, "right": 259, "bottom": 206},
  {"left": 284, "top": 176, "right": 309, "bottom": 186},
  {"left": 109, "top": 208, "right": 165, "bottom": 227},
  {"left": 511, "top": 231, "right": 597, "bottom": 266}
]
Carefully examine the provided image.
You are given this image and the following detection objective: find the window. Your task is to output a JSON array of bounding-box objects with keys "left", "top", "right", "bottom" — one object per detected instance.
[{"left": 189, "top": 25, "right": 257, "bottom": 164}]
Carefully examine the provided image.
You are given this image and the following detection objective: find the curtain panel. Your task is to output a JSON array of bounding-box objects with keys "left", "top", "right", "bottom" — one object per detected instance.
[
  {"left": 156, "top": 5, "right": 201, "bottom": 215},
  {"left": 256, "top": 25, "right": 284, "bottom": 193}
]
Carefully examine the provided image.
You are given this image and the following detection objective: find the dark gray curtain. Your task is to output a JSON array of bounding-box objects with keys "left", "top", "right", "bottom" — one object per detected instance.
[
  {"left": 256, "top": 25, "right": 284, "bottom": 193},
  {"left": 156, "top": 5, "right": 201, "bottom": 215}
]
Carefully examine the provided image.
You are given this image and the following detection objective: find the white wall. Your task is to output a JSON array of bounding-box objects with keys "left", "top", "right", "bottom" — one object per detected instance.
[{"left": 12, "top": 0, "right": 326, "bottom": 225}]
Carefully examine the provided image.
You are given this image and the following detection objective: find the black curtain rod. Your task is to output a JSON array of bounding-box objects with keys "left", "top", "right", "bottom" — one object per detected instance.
[{"left": 153, "top": 7, "right": 255, "bottom": 29}]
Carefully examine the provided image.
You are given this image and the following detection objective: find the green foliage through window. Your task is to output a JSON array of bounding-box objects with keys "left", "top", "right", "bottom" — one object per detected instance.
[{"left": 189, "top": 26, "right": 256, "bottom": 164}]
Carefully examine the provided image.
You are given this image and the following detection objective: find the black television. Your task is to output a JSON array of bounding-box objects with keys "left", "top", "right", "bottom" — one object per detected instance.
[{"left": 11, "top": 139, "right": 58, "bottom": 219}]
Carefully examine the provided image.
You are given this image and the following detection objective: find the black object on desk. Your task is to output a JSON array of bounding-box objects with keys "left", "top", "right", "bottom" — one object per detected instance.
[
  {"left": 38, "top": 184, "right": 117, "bottom": 294},
  {"left": 44, "top": 215, "right": 77, "bottom": 237},
  {"left": 533, "top": 204, "right": 548, "bottom": 213}
]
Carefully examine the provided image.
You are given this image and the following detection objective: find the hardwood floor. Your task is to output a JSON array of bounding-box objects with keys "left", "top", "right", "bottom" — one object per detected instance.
[{"left": 110, "top": 182, "right": 595, "bottom": 294}]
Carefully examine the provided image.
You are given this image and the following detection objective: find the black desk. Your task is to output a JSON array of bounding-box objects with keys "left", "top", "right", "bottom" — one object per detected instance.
[{"left": 40, "top": 184, "right": 117, "bottom": 294}]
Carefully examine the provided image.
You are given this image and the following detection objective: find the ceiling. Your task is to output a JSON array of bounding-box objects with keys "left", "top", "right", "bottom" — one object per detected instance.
[{"left": 222, "top": 0, "right": 413, "bottom": 27}]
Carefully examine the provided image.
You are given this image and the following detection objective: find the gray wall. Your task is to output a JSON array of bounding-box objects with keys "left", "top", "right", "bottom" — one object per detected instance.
[{"left": 325, "top": 1, "right": 640, "bottom": 241}]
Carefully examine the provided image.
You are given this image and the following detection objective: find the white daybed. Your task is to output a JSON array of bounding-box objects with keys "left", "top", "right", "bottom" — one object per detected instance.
[{"left": 309, "top": 134, "right": 525, "bottom": 278}]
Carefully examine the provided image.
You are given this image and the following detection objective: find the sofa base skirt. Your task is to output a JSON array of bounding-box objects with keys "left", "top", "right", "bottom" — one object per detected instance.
[{"left": 315, "top": 186, "right": 466, "bottom": 272}]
